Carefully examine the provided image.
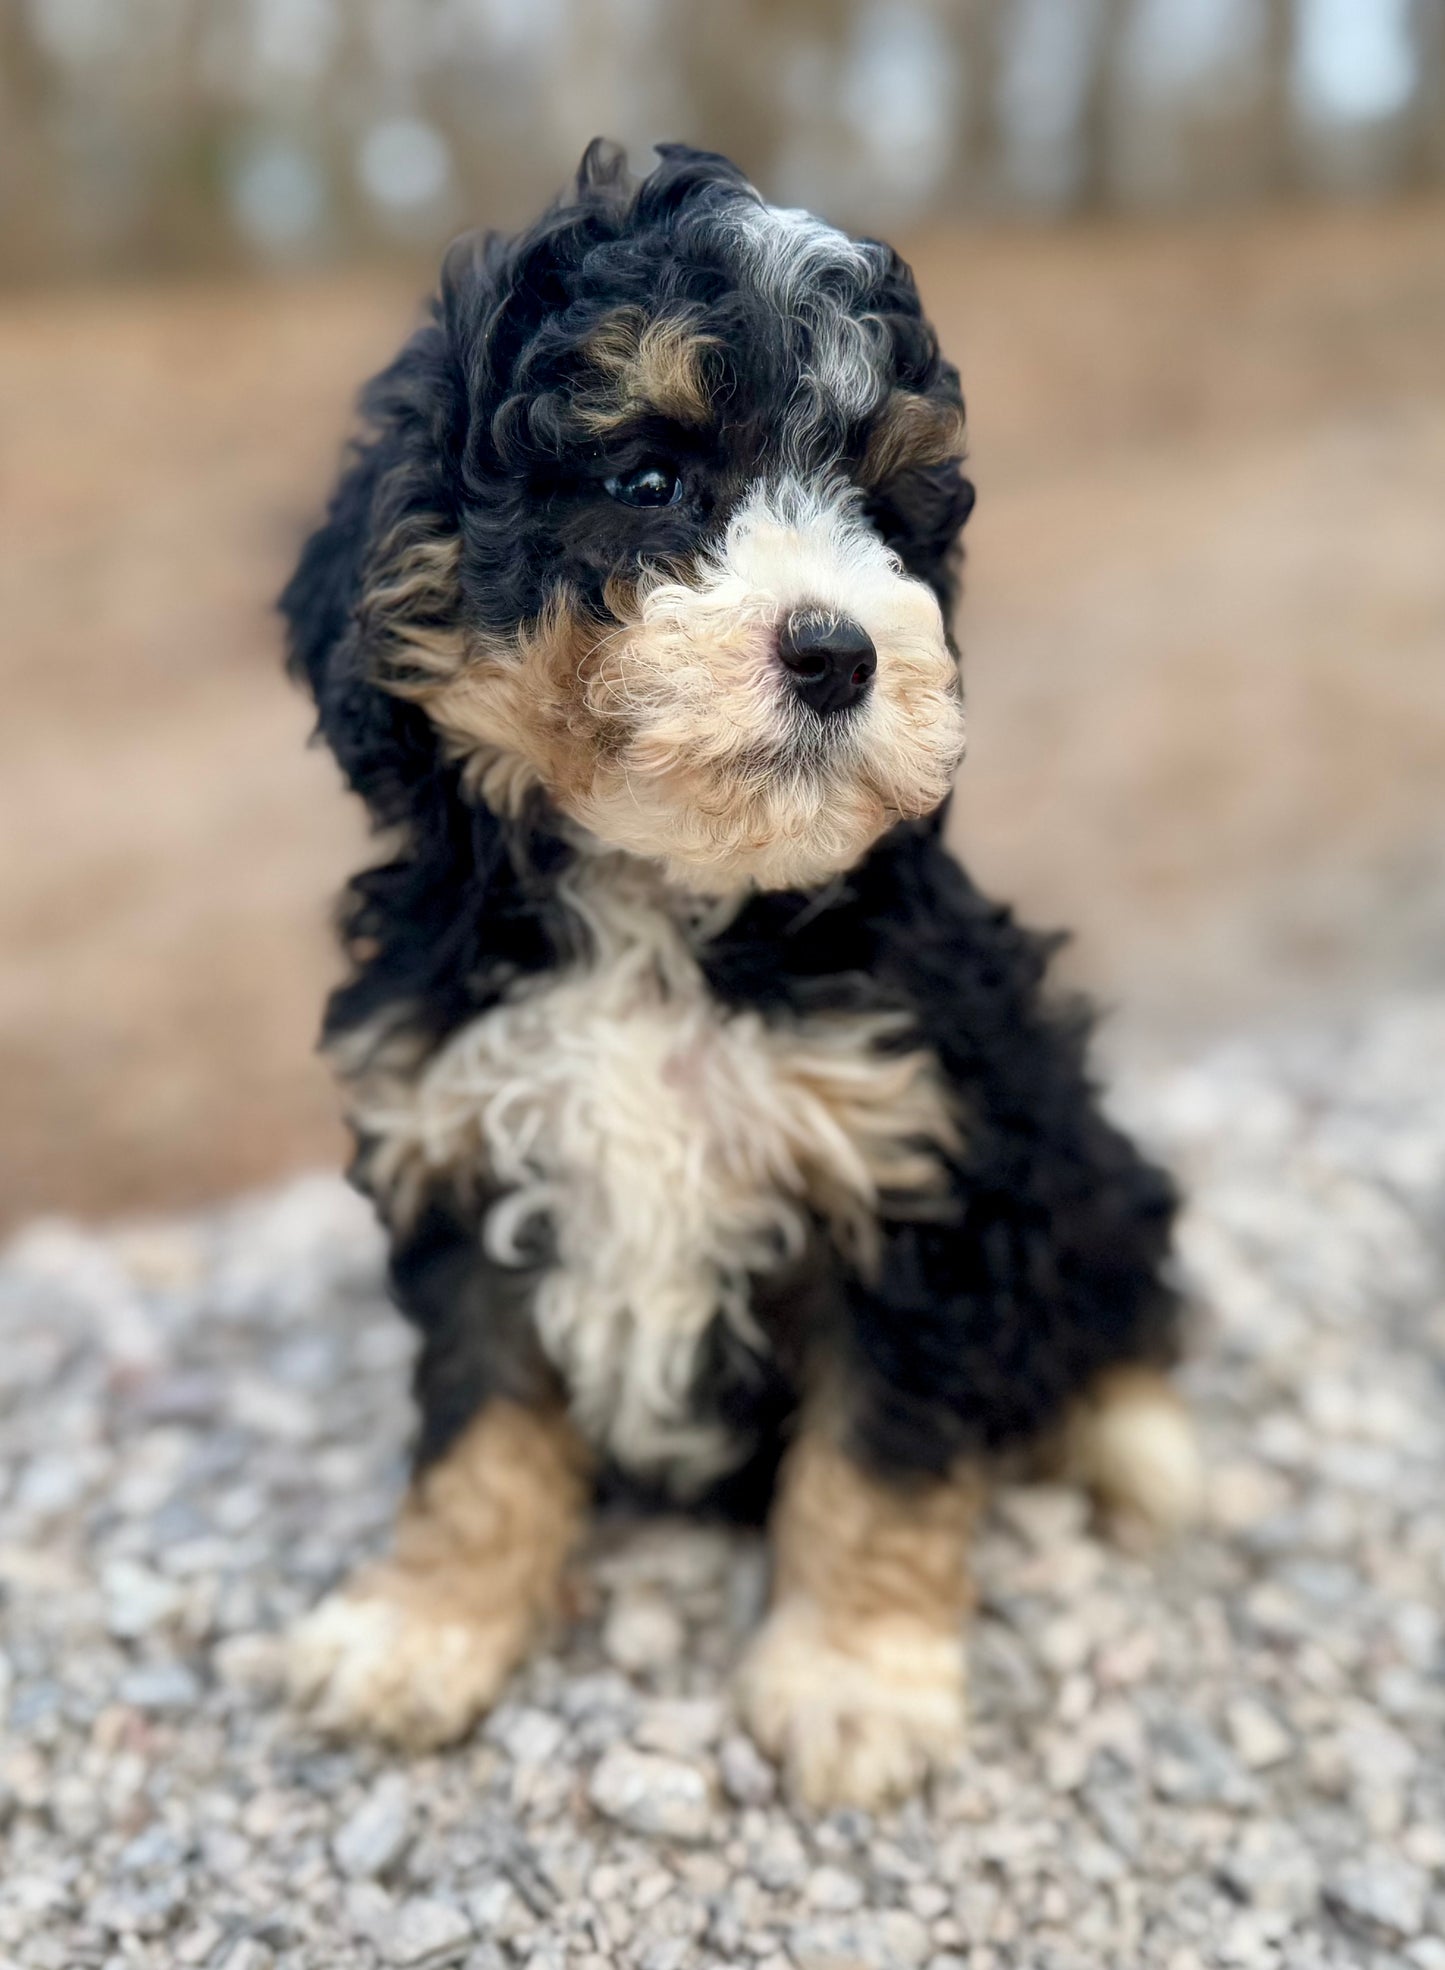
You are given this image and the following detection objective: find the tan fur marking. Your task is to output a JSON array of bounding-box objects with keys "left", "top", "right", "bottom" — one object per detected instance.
[
  {"left": 357, "top": 519, "right": 620, "bottom": 819},
  {"left": 737, "top": 1428, "right": 981, "bottom": 1806},
  {"left": 859, "top": 391, "right": 967, "bottom": 486},
  {"left": 1060, "top": 1365, "right": 1202, "bottom": 1545},
  {"left": 770, "top": 1430, "right": 981, "bottom": 1627},
  {"left": 360, "top": 522, "right": 468, "bottom": 682},
  {"left": 577, "top": 309, "right": 718, "bottom": 433},
  {"left": 386, "top": 593, "right": 610, "bottom": 817},
  {"left": 288, "top": 1402, "right": 590, "bottom": 1748}
]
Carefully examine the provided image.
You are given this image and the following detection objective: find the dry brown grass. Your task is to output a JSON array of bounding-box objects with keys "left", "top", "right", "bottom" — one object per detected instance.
[{"left": 2, "top": 202, "right": 1442, "bottom": 1226}]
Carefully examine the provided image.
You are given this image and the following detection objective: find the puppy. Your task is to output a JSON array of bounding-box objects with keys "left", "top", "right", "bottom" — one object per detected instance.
[{"left": 282, "top": 141, "right": 1199, "bottom": 1808}]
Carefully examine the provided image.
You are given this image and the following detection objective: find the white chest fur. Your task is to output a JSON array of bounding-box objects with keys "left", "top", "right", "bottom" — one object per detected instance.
[{"left": 346, "top": 861, "right": 957, "bottom": 1488}]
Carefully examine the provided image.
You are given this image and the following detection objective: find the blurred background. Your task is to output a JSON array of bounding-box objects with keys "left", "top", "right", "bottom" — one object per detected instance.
[{"left": 2, "top": 0, "right": 1443, "bottom": 1229}]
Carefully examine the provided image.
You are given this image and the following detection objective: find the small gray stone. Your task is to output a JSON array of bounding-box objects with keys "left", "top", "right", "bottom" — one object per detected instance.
[
  {"left": 633, "top": 1941, "right": 692, "bottom": 1970},
  {"left": 718, "top": 1731, "right": 777, "bottom": 1806},
  {"left": 632, "top": 1695, "right": 725, "bottom": 1757},
  {"left": 214, "top": 1941, "right": 274, "bottom": 1970},
  {"left": 489, "top": 1704, "right": 568, "bottom": 1768},
  {"left": 373, "top": 1896, "right": 474, "bottom": 1967},
  {"left": 792, "top": 1908, "right": 931, "bottom": 1969},
  {"left": 465, "top": 1878, "right": 531, "bottom": 1944},
  {"left": 1225, "top": 1695, "right": 1293, "bottom": 1771},
  {"left": 175, "top": 1921, "right": 225, "bottom": 1965},
  {"left": 805, "top": 1865, "right": 864, "bottom": 1912},
  {"left": 871, "top": 1913, "right": 933, "bottom": 1968},
  {"left": 753, "top": 1821, "right": 808, "bottom": 1892},
  {"left": 907, "top": 1883, "right": 950, "bottom": 1922},
  {"left": 1082, "top": 1755, "right": 1144, "bottom": 1858},
  {"left": 601, "top": 1591, "right": 687, "bottom": 1674},
  {"left": 1151, "top": 1713, "right": 1251, "bottom": 1806},
  {"left": 1328, "top": 1849, "right": 1429, "bottom": 1940},
  {"left": 1035, "top": 1610, "right": 1093, "bottom": 1675},
  {"left": 557, "top": 1670, "right": 635, "bottom": 1721},
  {"left": 89, "top": 1881, "right": 178, "bottom": 1937},
  {"left": 587, "top": 1748, "right": 712, "bottom": 1842},
  {"left": 101, "top": 1558, "right": 185, "bottom": 1639},
  {"left": 16, "top": 1451, "right": 92, "bottom": 1516},
  {"left": 1220, "top": 1821, "right": 1320, "bottom": 1918},
  {"left": 118, "top": 1823, "right": 188, "bottom": 1875},
  {"left": 516, "top": 1947, "right": 565, "bottom": 1970},
  {"left": 116, "top": 1661, "right": 201, "bottom": 1711},
  {"left": 333, "top": 1774, "right": 414, "bottom": 1880}
]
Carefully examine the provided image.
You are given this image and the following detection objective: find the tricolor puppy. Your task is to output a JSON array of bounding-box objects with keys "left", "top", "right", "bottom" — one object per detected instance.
[{"left": 283, "top": 142, "right": 1199, "bottom": 1808}]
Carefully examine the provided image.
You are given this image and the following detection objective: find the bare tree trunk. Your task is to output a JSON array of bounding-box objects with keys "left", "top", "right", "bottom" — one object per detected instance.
[
  {"left": 1076, "top": 0, "right": 1129, "bottom": 212},
  {"left": 963, "top": 0, "right": 995, "bottom": 211},
  {"left": 1258, "top": 0, "right": 1297, "bottom": 196},
  {"left": 1407, "top": 0, "right": 1445, "bottom": 185},
  {"left": 0, "top": 2, "right": 58, "bottom": 279}
]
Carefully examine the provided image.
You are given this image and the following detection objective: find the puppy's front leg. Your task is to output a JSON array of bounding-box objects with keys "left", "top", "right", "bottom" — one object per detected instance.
[
  {"left": 289, "top": 1400, "right": 590, "bottom": 1749},
  {"left": 737, "top": 1428, "right": 981, "bottom": 1808}
]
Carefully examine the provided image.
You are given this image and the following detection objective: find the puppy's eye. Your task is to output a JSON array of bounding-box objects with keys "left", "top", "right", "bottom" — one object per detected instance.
[{"left": 604, "top": 463, "right": 683, "bottom": 509}]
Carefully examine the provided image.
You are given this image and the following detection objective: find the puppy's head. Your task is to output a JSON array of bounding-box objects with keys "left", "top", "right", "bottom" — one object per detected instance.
[{"left": 285, "top": 142, "right": 974, "bottom": 892}]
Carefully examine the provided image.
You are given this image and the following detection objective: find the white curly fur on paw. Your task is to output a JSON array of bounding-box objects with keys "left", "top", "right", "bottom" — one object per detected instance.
[
  {"left": 736, "top": 1595, "right": 967, "bottom": 1809},
  {"left": 287, "top": 1572, "right": 524, "bottom": 1750},
  {"left": 1072, "top": 1376, "right": 1204, "bottom": 1547}
]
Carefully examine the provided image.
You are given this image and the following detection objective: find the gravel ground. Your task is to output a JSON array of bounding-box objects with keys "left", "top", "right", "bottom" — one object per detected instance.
[{"left": 1, "top": 995, "right": 1442, "bottom": 1970}]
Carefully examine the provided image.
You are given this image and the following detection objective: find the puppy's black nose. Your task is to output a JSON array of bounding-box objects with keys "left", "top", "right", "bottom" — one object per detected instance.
[{"left": 777, "top": 611, "right": 877, "bottom": 718}]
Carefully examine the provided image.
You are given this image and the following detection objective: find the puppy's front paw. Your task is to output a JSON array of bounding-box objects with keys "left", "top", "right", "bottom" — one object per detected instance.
[
  {"left": 736, "top": 1596, "right": 967, "bottom": 1809},
  {"left": 288, "top": 1565, "right": 526, "bottom": 1750}
]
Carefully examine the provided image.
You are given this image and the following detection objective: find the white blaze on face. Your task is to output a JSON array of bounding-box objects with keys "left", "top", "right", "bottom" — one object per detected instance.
[{"left": 578, "top": 475, "right": 966, "bottom": 891}]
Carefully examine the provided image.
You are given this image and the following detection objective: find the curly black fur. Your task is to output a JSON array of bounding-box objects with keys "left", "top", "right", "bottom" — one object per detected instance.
[
  {"left": 698, "top": 824, "right": 1179, "bottom": 1482},
  {"left": 281, "top": 141, "right": 1180, "bottom": 1502}
]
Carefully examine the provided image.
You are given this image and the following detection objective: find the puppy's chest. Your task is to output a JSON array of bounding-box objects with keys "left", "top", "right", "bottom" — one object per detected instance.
[{"left": 353, "top": 884, "right": 955, "bottom": 1482}]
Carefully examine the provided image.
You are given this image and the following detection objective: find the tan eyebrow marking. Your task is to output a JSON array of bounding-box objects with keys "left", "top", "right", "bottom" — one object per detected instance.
[
  {"left": 576, "top": 308, "right": 719, "bottom": 434},
  {"left": 859, "top": 390, "right": 967, "bottom": 486}
]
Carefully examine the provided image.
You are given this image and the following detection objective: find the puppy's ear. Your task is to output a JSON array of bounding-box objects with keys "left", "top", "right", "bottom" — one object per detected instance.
[
  {"left": 279, "top": 303, "right": 470, "bottom": 825},
  {"left": 575, "top": 135, "right": 632, "bottom": 197}
]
